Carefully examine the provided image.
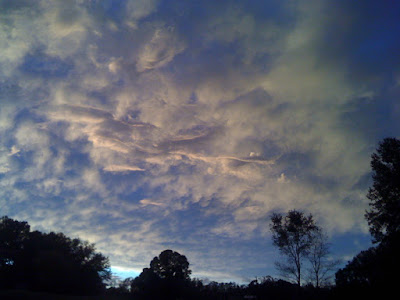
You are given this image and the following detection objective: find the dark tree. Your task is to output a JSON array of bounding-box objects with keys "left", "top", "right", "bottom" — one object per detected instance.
[
  {"left": 246, "top": 276, "right": 300, "bottom": 300},
  {"left": 0, "top": 216, "right": 30, "bottom": 265},
  {"left": 0, "top": 216, "right": 110, "bottom": 294},
  {"left": 150, "top": 249, "right": 191, "bottom": 281},
  {"left": 334, "top": 138, "right": 400, "bottom": 297},
  {"left": 26, "top": 231, "right": 111, "bottom": 294},
  {"left": 131, "top": 250, "right": 192, "bottom": 299},
  {"left": 270, "top": 210, "right": 318, "bottom": 286},
  {"left": 365, "top": 137, "right": 400, "bottom": 243},
  {"left": 131, "top": 267, "right": 162, "bottom": 299},
  {"left": 335, "top": 247, "right": 380, "bottom": 289},
  {"left": 0, "top": 216, "right": 30, "bottom": 288}
]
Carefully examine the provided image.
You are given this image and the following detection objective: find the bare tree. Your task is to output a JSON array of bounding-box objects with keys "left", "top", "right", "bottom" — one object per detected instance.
[{"left": 306, "top": 229, "right": 340, "bottom": 287}]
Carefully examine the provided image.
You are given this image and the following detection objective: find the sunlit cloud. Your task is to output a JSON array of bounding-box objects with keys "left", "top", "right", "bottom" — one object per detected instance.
[{"left": 0, "top": 0, "right": 398, "bottom": 282}]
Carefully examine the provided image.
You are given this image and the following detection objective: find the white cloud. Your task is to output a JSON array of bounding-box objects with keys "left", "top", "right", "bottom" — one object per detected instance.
[
  {"left": 104, "top": 165, "right": 145, "bottom": 172},
  {"left": 136, "top": 27, "right": 186, "bottom": 72},
  {"left": 0, "top": 0, "right": 396, "bottom": 282},
  {"left": 139, "top": 198, "right": 165, "bottom": 207},
  {"left": 125, "top": 0, "right": 160, "bottom": 28}
]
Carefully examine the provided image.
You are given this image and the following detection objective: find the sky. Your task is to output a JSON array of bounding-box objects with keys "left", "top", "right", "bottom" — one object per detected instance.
[{"left": 0, "top": 0, "right": 400, "bottom": 284}]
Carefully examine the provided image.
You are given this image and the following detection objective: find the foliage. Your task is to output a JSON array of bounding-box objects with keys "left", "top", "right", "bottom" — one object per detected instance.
[
  {"left": 131, "top": 249, "right": 192, "bottom": 299},
  {"left": 335, "top": 234, "right": 400, "bottom": 298},
  {"left": 270, "top": 210, "right": 318, "bottom": 286},
  {"left": 335, "top": 137, "right": 400, "bottom": 297},
  {"left": 335, "top": 247, "right": 379, "bottom": 288},
  {"left": 365, "top": 137, "right": 400, "bottom": 243},
  {"left": 0, "top": 216, "right": 110, "bottom": 295},
  {"left": 150, "top": 249, "right": 191, "bottom": 280}
]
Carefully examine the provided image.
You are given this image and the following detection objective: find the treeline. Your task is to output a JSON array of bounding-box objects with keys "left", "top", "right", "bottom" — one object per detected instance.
[
  {"left": 1, "top": 137, "right": 399, "bottom": 299},
  {"left": 110, "top": 269, "right": 334, "bottom": 300}
]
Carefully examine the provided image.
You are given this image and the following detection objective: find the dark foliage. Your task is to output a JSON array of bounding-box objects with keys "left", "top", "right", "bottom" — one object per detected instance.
[
  {"left": 246, "top": 277, "right": 334, "bottom": 300},
  {"left": 128, "top": 250, "right": 336, "bottom": 300},
  {"left": 335, "top": 137, "right": 400, "bottom": 298},
  {"left": 131, "top": 249, "right": 192, "bottom": 300},
  {"left": 0, "top": 216, "right": 110, "bottom": 295},
  {"left": 150, "top": 249, "right": 191, "bottom": 280},
  {"left": 335, "top": 232, "right": 400, "bottom": 298},
  {"left": 365, "top": 137, "right": 400, "bottom": 243},
  {"left": 195, "top": 281, "right": 244, "bottom": 300}
]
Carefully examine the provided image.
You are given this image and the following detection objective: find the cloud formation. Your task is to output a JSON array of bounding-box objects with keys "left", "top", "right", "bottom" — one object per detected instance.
[{"left": 1, "top": 0, "right": 399, "bottom": 282}]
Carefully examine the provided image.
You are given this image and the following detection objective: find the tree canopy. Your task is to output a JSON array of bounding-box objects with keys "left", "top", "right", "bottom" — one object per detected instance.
[
  {"left": 335, "top": 137, "right": 400, "bottom": 296},
  {"left": 365, "top": 137, "right": 400, "bottom": 243},
  {"left": 150, "top": 249, "right": 191, "bottom": 280},
  {"left": 131, "top": 249, "right": 192, "bottom": 299},
  {"left": 270, "top": 210, "right": 319, "bottom": 286},
  {"left": 0, "top": 216, "right": 110, "bottom": 295}
]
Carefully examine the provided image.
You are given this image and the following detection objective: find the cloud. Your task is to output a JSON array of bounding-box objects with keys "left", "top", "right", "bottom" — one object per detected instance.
[
  {"left": 125, "top": 0, "right": 160, "bottom": 28},
  {"left": 136, "top": 27, "right": 186, "bottom": 72},
  {"left": 48, "top": 104, "right": 113, "bottom": 124},
  {"left": 0, "top": 0, "right": 398, "bottom": 282},
  {"left": 104, "top": 165, "right": 145, "bottom": 172},
  {"left": 139, "top": 199, "right": 165, "bottom": 207}
]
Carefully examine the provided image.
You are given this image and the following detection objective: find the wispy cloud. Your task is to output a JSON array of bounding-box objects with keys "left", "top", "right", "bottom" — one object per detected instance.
[{"left": 0, "top": 0, "right": 398, "bottom": 282}]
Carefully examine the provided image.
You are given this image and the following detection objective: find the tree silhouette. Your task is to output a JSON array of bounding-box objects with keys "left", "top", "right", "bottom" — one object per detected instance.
[
  {"left": 131, "top": 249, "right": 192, "bottom": 299},
  {"left": 270, "top": 210, "right": 318, "bottom": 286},
  {"left": 0, "top": 216, "right": 30, "bottom": 289},
  {"left": 0, "top": 216, "right": 30, "bottom": 262},
  {"left": 150, "top": 249, "right": 191, "bottom": 280},
  {"left": 335, "top": 138, "right": 400, "bottom": 297},
  {"left": 306, "top": 229, "right": 339, "bottom": 287},
  {"left": 335, "top": 247, "right": 379, "bottom": 289},
  {"left": 365, "top": 137, "right": 400, "bottom": 244},
  {"left": 0, "top": 216, "right": 110, "bottom": 294}
]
